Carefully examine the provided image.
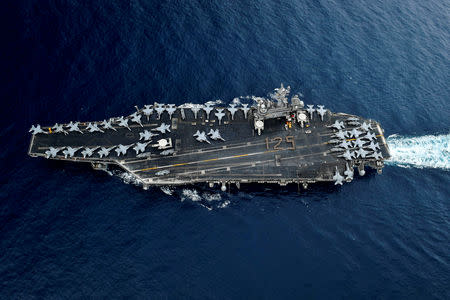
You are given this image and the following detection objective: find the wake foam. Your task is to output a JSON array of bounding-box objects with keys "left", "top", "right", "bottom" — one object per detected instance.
[{"left": 386, "top": 134, "right": 449, "bottom": 170}]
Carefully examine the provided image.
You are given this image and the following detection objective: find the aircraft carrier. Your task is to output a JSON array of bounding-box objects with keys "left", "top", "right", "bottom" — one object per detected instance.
[{"left": 28, "top": 85, "right": 391, "bottom": 191}]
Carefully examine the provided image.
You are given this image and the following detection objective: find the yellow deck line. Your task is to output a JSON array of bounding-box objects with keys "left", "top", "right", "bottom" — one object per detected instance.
[{"left": 138, "top": 150, "right": 276, "bottom": 172}]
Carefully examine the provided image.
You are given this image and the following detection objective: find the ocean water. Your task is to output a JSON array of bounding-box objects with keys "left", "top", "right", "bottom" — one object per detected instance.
[{"left": 1, "top": 0, "right": 449, "bottom": 298}]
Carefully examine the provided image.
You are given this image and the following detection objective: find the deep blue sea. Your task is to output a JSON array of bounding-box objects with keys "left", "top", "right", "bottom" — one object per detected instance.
[{"left": 1, "top": 0, "right": 449, "bottom": 298}]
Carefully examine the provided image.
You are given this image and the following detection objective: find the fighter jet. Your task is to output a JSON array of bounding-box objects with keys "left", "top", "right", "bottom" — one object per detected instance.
[
  {"left": 52, "top": 123, "right": 68, "bottom": 135},
  {"left": 86, "top": 122, "right": 104, "bottom": 133},
  {"left": 240, "top": 104, "right": 250, "bottom": 119},
  {"left": 344, "top": 163, "right": 354, "bottom": 181},
  {"left": 333, "top": 167, "right": 345, "bottom": 185},
  {"left": 190, "top": 105, "right": 202, "bottom": 119},
  {"left": 367, "top": 141, "right": 380, "bottom": 152},
  {"left": 101, "top": 119, "right": 117, "bottom": 131},
  {"left": 98, "top": 146, "right": 115, "bottom": 158},
  {"left": 333, "top": 130, "right": 348, "bottom": 140},
  {"left": 203, "top": 104, "right": 214, "bottom": 119},
  {"left": 66, "top": 121, "right": 83, "bottom": 134},
  {"left": 133, "top": 142, "right": 150, "bottom": 154},
  {"left": 306, "top": 105, "right": 315, "bottom": 119},
  {"left": 194, "top": 131, "right": 210, "bottom": 144},
  {"left": 360, "top": 122, "right": 373, "bottom": 132},
  {"left": 62, "top": 146, "right": 81, "bottom": 158},
  {"left": 316, "top": 105, "right": 327, "bottom": 121},
  {"left": 215, "top": 108, "right": 225, "bottom": 125},
  {"left": 166, "top": 104, "right": 177, "bottom": 119},
  {"left": 45, "top": 147, "right": 61, "bottom": 158},
  {"left": 130, "top": 113, "right": 143, "bottom": 127},
  {"left": 115, "top": 144, "right": 132, "bottom": 156},
  {"left": 338, "top": 140, "right": 351, "bottom": 149},
  {"left": 339, "top": 149, "right": 355, "bottom": 161},
  {"left": 353, "top": 138, "right": 367, "bottom": 148},
  {"left": 155, "top": 103, "right": 165, "bottom": 119},
  {"left": 139, "top": 130, "right": 158, "bottom": 141},
  {"left": 347, "top": 117, "right": 359, "bottom": 122},
  {"left": 142, "top": 105, "right": 153, "bottom": 121},
  {"left": 30, "top": 124, "right": 47, "bottom": 135},
  {"left": 153, "top": 123, "right": 170, "bottom": 134},
  {"left": 117, "top": 116, "right": 131, "bottom": 131},
  {"left": 328, "top": 120, "right": 345, "bottom": 130},
  {"left": 208, "top": 129, "right": 225, "bottom": 141},
  {"left": 362, "top": 131, "right": 376, "bottom": 141},
  {"left": 349, "top": 128, "right": 363, "bottom": 138},
  {"left": 370, "top": 151, "right": 383, "bottom": 160},
  {"left": 228, "top": 104, "right": 239, "bottom": 120},
  {"left": 355, "top": 147, "right": 369, "bottom": 158},
  {"left": 81, "top": 147, "right": 99, "bottom": 158}
]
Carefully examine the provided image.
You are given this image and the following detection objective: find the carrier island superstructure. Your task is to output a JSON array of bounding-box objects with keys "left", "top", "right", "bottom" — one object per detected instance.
[{"left": 28, "top": 85, "right": 390, "bottom": 191}]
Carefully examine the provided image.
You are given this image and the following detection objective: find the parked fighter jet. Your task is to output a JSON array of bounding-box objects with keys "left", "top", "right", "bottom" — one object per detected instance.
[
  {"left": 66, "top": 121, "right": 83, "bottom": 134},
  {"left": 153, "top": 123, "right": 170, "bottom": 134},
  {"left": 29, "top": 124, "right": 46, "bottom": 135},
  {"left": 355, "top": 147, "right": 369, "bottom": 158},
  {"left": 208, "top": 129, "right": 225, "bottom": 141},
  {"left": 328, "top": 120, "right": 345, "bottom": 130},
  {"left": 347, "top": 117, "right": 359, "bottom": 122},
  {"left": 228, "top": 104, "right": 238, "bottom": 120},
  {"left": 52, "top": 123, "right": 68, "bottom": 135},
  {"left": 367, "top": 141, "right": 380, "bottom": 152},
  {"left": 139, "top": 130, "right": 158, "bottom": 141},
  {"left": 81, "top": 147, "right": 99, "bottom": 158},
  {"left": 349, "top": 128, "right": 363, "bottom": 138},
  {"left": 344, "top": 163, "right": 354, "bottom": 181},
  {"left": 86, "top": 122, "right": 104, "bottom": 133},
  {"left": 370, "top": 151, "right": 383, "bottom": 160},
  {"left": 101, "top": 119, "right": 117, "bottom": 131},
  {"left": 189, "top": 105, "right": 201, "bottom": 119},
  {"left": 306, "top": 105, "right": 315, "bottom": 119},
  {"left": 154, "top": 103, "right": 165, "bottom": 119},
  {"left": 203, "top": 104, "right": 214, "bottom": 119},
  {"left": 338, "top": 140, "right": 351, "bottom": 149},
  {"left": 330, "top": 147, "right": 344, "bottom": 153},
  {"left": 142, "top": 105, "right": 153, "bottom": 121},
  {"left": 133, "top": 142, "right": 150, "bottom": 154},
  {"left": 362, "top": 131, "right": 376, "bottom": 141},
  {"left": 98, "top": 146, "right": 115, "bottom": 158},
  {"left": 215, "top": 108, "right": 225, "bottom": 125},
  {"left": 353, "top": 138, "right": 367, "bottom": 148},
  {"left": 117, "top": 117, "right": 131, "bottom": 131},
  {"left": 130, "top": 113, "right": 143, "bottom": 127},
  {"left": 360, "top": 122, "right": 373, "bottom": 132},
  {"left": 333, "top": 167, "right": 345, "bottom": 185},
  {"left": 340, "top": 149, "right": 355, "bottom": 161},
  {"left": 63, "top": 146, "right": 81, "bottom": 158},
  {"left": 316, "top": 105, "right": 327, "bottom": 121},
  {"left": 45, "top": 147, "right": 61, "bottom": 158},
  {"left": 333, "top": 130, "right": 348, "bottom": 140},
  {"left": 240, "top": 104, "right": 250, "bottom": 119},
  {"left": 194, "top": 131, "right": 210, "bottom": 144},
  {"left": 115, "top": 144, "right": 132, "bottom": 156},
  {"left": 166, "top": 104, "right": 176, "bottom": 119}
]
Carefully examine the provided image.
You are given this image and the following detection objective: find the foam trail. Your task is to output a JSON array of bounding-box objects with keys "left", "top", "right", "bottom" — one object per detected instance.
[{"left": 386, "top": 134, "right": 449, "bottom": 170}]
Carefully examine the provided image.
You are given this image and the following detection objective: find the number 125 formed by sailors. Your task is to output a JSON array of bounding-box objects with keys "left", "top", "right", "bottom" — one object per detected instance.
[{"left": 265, "top": 136, "right": 295, "bottom": 150}]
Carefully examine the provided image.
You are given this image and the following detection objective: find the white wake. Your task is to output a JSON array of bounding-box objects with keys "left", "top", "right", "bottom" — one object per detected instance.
[{"left": 386, "top": 134, "right": 450, "bottom": 170}]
